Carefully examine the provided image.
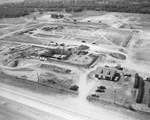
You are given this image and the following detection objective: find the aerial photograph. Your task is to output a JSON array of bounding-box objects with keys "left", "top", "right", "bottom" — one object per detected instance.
[{"left": 0, "top": 0, "right": 150, "bottom": 120}]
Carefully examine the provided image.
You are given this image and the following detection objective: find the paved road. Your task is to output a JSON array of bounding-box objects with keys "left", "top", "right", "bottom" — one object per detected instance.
[
  {"left": 0, "top": 85, "right": 122, "bottom": 120},
  {"left": 0, "top": 106, "right": 33, "bottom": 120},
  {"left": 0, "top": 86, "right": 91, "bottom": 120}
]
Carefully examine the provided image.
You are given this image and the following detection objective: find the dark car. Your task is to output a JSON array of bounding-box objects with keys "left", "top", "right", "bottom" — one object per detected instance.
[
  {"left": 124, "top": 73, "right": 131, "bottom": 77},
  {"left": 97, "top": 86, "right": 106, "bottom": 90},
  {"left": 96, "top": 89, "right": 105, "bottom": 93},
  {"left": 82, "top": 40, "right": 86, "bottom": 43},
  {"left": 70, "top": 85, "right": 79, "bottom": 91},
  {"left": 91, "top": 94, "right": 99, "bottom": 98}
]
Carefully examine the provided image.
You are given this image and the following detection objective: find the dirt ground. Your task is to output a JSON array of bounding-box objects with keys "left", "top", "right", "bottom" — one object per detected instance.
[{"left": 0, "top": 10, "right": 150, "bottom": 120}]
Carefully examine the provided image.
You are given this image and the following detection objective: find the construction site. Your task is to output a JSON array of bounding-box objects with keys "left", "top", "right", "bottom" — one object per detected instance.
[{"left": 0, "top": 11, "right": 150, "bottom": 120}]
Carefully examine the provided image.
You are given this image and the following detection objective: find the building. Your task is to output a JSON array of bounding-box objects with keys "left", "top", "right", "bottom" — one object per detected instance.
[
  {"left": 95, "top": 67, "right": 117, "bottom": 81},
  {"left": 142, "top": 81, "right": 150, "bottom": 107}
]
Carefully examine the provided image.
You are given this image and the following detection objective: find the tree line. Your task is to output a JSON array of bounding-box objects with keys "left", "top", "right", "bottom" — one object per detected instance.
[{"left": 0, "top": 0, "right": 150, "bottom": 18}]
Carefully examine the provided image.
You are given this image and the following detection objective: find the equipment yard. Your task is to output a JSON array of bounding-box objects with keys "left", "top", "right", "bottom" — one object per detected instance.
[{"left": 0, "top": 11, "right": 150, "bottom": 120}]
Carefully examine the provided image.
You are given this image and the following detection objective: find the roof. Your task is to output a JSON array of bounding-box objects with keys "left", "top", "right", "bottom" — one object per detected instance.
[{"left": 96, "top": 67, "right": 116, "bottom": 78}]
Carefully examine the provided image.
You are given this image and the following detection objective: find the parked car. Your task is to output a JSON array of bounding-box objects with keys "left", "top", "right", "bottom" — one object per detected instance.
[
  {"left": 96, "top": 89, "right": 105, "bottom": 93},
  {"left": 70, "top": 85, "right": 79, "bottom": 91},
  {"left": 97, "top": 86, "right": 106, "bottom": 90},
  {"left": 124, "top": 73, "right": 131, "bottom": 77},
  {"left": 91, "top": 94, "right": 99, "bottom": 98},
  {"left": 114, "top": 76, "right": 119, "bottom": 82}
]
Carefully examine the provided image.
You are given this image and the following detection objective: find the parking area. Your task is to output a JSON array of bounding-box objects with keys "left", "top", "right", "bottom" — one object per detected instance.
[{"left": 87, "top": 66, "right": 135, "bottom": 107}]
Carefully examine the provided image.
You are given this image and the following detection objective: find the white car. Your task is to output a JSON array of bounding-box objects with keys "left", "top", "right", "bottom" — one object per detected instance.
[{"left": 114, "top": 76, "right": 119, "bottom": 82}]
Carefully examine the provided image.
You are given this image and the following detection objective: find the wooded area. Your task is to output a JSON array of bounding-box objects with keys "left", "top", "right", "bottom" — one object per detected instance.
[{"left": 0, "top": 0, "right": 150, "bottom": 18}]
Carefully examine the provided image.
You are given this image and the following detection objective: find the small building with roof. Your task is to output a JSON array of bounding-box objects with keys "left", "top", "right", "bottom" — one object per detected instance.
[{"left": 95, "top": 66, "right": 117, "bottom": 81}]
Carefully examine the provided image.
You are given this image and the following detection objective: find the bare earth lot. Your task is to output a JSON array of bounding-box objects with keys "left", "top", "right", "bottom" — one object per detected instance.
[{"left": 0, "top": 11, "right": 150, "bottom": 120}]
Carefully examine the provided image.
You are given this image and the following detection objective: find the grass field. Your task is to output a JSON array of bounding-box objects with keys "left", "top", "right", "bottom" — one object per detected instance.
[{"left": 133, "top": 50, "right": 150, "bottom": 63}]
